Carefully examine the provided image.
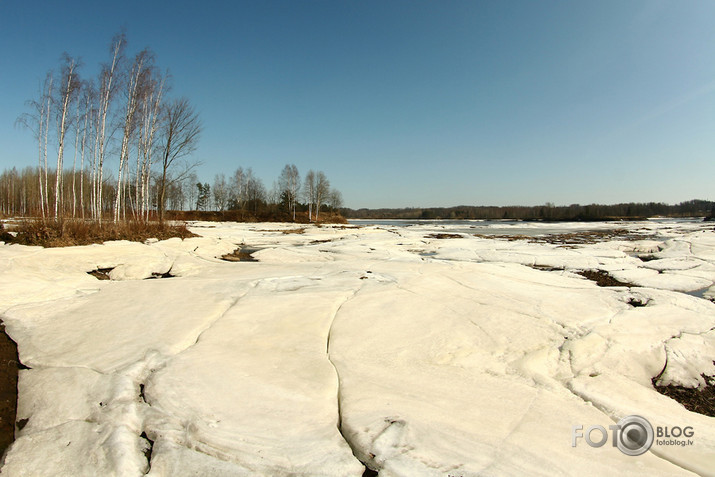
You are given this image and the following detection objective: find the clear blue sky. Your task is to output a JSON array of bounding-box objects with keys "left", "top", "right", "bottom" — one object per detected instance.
[{"left": 1, "top": 0, "right": 714, "bottom": 208}]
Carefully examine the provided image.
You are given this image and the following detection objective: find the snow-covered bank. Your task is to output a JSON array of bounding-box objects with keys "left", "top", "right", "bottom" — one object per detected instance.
[{"left": 1, "top": 220, "right": 713, "bottom": 476}]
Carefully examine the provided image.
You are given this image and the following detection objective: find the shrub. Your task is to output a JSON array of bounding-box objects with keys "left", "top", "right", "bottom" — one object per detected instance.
[{"left": 10, "top": 219, "right": 196, "bottom": 248}]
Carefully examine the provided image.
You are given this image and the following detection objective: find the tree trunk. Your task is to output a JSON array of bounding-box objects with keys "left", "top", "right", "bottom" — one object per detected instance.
[{"left": 55, "top": 59, "right": 76, "bottom": 218}]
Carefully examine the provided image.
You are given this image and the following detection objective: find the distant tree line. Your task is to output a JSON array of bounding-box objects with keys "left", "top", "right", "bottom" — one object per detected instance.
[
  {"left": 343, "top": 200, "right": 715, "bottom": 221},
  {"left": 0, "top": 163, "right": 344, "bottom": 223},
  {"left": 187, "top": 165, "right": 343, "bottom": 222}
]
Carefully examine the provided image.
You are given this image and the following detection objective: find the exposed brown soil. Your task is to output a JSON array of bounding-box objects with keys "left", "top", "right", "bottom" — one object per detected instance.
[
  {"left": 530, "top": 265, "right": 564, "bottom": 272},
  {"left": 0, "top": 323, "right": 21, "bottom": 456},
  {"left": 533, "top": 229, "right": 654, "bottom": 244},
  {"left": 652, "top": 373, "right": 715, "bottom": 417},
  {"left": 252, "top": 227, "right": 305, "bottom": 234},
  {"left": 475, "top": 228, "right": 655, "bottom": 245},
  {"left": 88, "top": 268, "right": 114, "bottom": 280},
  {"left": 425, "top": 233, "right": 463, "bottom": 239},
  {"left": 627, "top": 297, "right": 648, "bottom": 307},
  {"left": 221, "top": 248, "right": 258, "bottom": 262},
  {"left": 362, "top": 467, "right": 378, "bottom": 477},
  {"left": 140, "top": 431, "right": 154, "bottom": 463},
  {"left": 474, "top": 233, "right": 531, "bottom": 241},
  {"left": 577, "top": 270, "right": 634, "bottom": 287},
  {"left": 87, "top": 268, "right": 174, "bottom": 280}
]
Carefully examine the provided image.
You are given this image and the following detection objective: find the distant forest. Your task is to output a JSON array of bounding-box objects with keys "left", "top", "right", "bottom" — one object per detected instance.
[{"left": 343, "top": 200, "right": 715, "bottom": 221}]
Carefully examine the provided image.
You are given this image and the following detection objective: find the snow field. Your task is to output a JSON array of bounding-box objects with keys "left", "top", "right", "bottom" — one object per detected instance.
[{"left": 0, "top": 219, "right": 713, "bottom": 476}]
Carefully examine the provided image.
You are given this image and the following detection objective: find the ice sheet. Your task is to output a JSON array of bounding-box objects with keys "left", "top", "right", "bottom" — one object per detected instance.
[{"left": 1, "top": 220, "right": 713, "bottom": 476}]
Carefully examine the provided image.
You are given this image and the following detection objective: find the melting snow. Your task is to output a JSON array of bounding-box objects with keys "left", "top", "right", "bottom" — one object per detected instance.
[{"left": 1, "top": 220, "right": 714, "bottom": 476}]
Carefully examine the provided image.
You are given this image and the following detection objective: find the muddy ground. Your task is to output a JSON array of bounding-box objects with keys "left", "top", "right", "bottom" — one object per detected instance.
[{"left": 0, "top": 323, "right": 19, "bottom": 457}]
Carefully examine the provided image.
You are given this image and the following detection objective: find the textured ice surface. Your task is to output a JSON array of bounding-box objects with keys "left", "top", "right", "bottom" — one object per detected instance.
[{"left": 1, "top": 220, "right": 713, "bottom": 476}]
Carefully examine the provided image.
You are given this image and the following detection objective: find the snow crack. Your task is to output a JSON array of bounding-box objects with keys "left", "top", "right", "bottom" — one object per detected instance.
[
  {"left": 176, "top": 279, "right": 260, "bottom": 356},
  {"left": 325, "top": 282, "right": 371, "bottom": 473}
]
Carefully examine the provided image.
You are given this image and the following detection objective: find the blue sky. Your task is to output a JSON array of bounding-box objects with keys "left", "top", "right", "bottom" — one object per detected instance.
[{"left": 1, "top": 1, "right": 714, "bottom": 208}]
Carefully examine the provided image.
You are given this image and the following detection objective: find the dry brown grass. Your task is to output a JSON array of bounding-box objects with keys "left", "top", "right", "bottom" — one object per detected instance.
[
  {"left": 652, "top": 371, "right": 715, "bottom": 417},
  {"left": 0, "top": 222, "right": 14, "bottom": 243},
  {"left": 10, "top": 219, "right": 196, "bottom": 247}
]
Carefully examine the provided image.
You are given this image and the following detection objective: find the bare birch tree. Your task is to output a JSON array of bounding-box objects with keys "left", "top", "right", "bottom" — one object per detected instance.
[
  {"left": 42, "top": 75, "right": 52, "bottom": 217},
  {"left": 115, "top": 49, "right": 154, "bottom": 222},
  {"left": 70, "top": 82, "right": 86, "bottom": 217},
  {"left": 15, "top": 73, "right": 53, "bottom": 219},
  {"left": 328, "top": 189, "right": 343, "bottom": 210},
  {"left": 157, "top": 97, "right": 202, "bottom": 223},
  {"left": 314, "top": 171, "right": 330, "bottom": 221},
  {"left": 230, "top": 167, "right": 246, "bottom": 210},
  {"left": 136, "top": 70, "right": 165, "bottom": 220},
  {"left": 78, "top": 84, "right": 95, "bottom": 219},
  {"left": 278, "top": 164, "right": 300, "bottom": 221},
  {"left": 244, "top": 169, "right": 265, "bottom": 213},
  {"left": 94, "top": 33, "right": 124, "bottom": 222},
  {"left": 304, "top": 169, "right": 315, "bottom": 222},
  {"left": 213, "top": 173, "right": 228, "bottom": 211},
  {"left": 53, "top": 54, "right": 81, "bottom": 218}
]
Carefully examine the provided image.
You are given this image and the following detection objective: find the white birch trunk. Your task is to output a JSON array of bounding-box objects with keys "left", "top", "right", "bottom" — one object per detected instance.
[
  {"left": 54, "top": 58, "right": 76, "bottom": 218},
  {"left": 97, "top": 38, "right": 122, "bottom": 223},
  {"left": 114, "top": 55, "right": 144, "bottom": 222},
  {"left": 43, "top": 77, "right": 53, "bottom": 218}
]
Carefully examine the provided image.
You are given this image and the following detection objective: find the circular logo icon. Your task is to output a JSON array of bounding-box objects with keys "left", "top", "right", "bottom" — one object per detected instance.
[{"left": 616, "top": 415, "right": 654, "bottom": 456}]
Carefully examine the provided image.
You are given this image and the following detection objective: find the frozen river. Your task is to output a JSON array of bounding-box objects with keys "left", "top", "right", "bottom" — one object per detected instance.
[
  {"left": 0, "top": 220, "right": 713, "bottom": 476},
  {"left": 349, "top": 217, "right": 710, "bottom": 236}
]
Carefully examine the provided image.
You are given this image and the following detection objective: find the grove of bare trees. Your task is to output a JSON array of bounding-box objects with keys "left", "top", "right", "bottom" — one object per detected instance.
[
  {"left": 4, "top": 33, "right": 345, "bottom": 224},
  {"left": 13, "top": 32, "right": 202, "bottom": 224},
  {"left": 199, "top": 165, "right": 341, "bottom": 220}
]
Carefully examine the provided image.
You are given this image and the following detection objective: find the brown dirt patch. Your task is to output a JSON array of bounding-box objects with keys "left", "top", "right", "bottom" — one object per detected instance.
[
  {"left": 475, "top": 228, "right": 655, "bottom": 245},
  {"left": 221, "top": 248, "right": 258, "bottom": 262},
  {"left": 87, "top": 268, "right": 114, "bottom": 280},
  {"left": 532, "top": 229, "right": 653, "bottom": 245},
  {"left": 0, "top": 323, "right": 20, "bottom": 456},
  {"left": 530, "top": 265, "right": 564, "bottom": 272},
  {"left": 577, "top": 270, "right": 633, "bottom": 287},
  {"left": 627, "top": 297, "right": 648, "bottom": 307},
  {"left": 652, "top": 373, "right": 715, "bottom": 417},
  {"left": 331, "top": 225, "right": 363, "bottom": 230},
  {"left": 474, "top": 233, "right": 531, "bottom": 241},
  {"left": 425, "top": 233, "right": 463, "bottom": 239}
]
